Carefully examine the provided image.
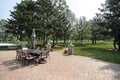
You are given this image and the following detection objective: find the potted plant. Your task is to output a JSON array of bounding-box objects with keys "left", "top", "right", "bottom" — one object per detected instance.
[
  {"left": 64, "top": 50, "right": 68, "bottom": 54},
  {"left": 51, "top": 48, "right": 54, "bottom": 52}
]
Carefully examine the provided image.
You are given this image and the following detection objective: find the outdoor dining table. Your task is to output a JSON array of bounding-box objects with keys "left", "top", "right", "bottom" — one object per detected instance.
[
  {"left": 25, "top": 49, "right": 43, "bottom": 54},
  {"left": 24, "top": 49, "right": 44, "bottom": 58},
  {"left": 24, "top": 49, "right": 47, "bottom": 63},
  {"left": 16, "top": 49, "right": 47, "bottom": 64},
  {"left": 17, "top": 49, "right": 43, "bottom": 55}
]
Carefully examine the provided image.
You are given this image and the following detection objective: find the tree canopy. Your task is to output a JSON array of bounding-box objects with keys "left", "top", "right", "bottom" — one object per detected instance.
[
  {"left": 5, "top": 0, "right": 76, "bottom": 46},
  {"left": 99, "top": 0, "right": 120, "bottom": 50}
]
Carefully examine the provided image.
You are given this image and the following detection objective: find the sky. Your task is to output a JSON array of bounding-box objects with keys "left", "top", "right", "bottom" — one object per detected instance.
[
  {"left": 0, "top": 0, "right": 105, "bottom": 20},
  {"left": 66, "top": 0, "right": 105, "bottom": 20},
  {"left": 0, "top": 0, "right": 21, "bottom": 19}
]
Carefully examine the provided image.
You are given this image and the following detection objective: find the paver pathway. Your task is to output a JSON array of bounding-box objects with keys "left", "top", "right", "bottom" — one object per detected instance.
[{"left": 0, "top": 49, "right": 120, "bottom": 80}]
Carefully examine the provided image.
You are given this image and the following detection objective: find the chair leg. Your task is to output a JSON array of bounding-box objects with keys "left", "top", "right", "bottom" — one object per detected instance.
[
  {"left": 16, "top": 55, "right": 21, "bottom": 61},
  {"left": 27, "top": 60, "right": 30, "bottom": 66},
  {"left": 22, "top": 58, "right": 25, "bottom": 64},
  {"left": 48, "top": 54, "right": 50, "bottom": 59},
  {"left": 46, "top": 54, "right": 50, "bottom": 59}
]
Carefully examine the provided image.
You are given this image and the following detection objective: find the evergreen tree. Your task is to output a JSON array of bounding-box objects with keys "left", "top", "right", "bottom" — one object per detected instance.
[
  {"left": 99, "top": 0, "right": 120, "bottom": 50},
  {"left": 5, "top": 0, "right": 75, "bottom": 47}
]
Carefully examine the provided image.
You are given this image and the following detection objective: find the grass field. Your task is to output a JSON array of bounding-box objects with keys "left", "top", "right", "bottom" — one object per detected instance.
[{"left": 74, "top": 41, "right": 120, "bottom": 64}]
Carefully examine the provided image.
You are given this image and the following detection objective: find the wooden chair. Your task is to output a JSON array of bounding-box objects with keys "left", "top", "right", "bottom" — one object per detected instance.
[
  {"left": 16, "top": 50, "right": 21, "bottom": 61},
  {"left": 16, "top": 50, "right": 26, "bottom": 64},
  {"left": 46, "top": 49, "right": 50, "bottom": 59},
  {"left": 38, "top": 51, "right": 47, "bottom": 64},
  {"left": 45, "top": 44, "right": 51, "bottom": 59},
  {"left": 22, "top": 52, "right": 37, "bottom": 66},
  {"left": 22, "top": 47, "right": 28, "bottom": 51}
]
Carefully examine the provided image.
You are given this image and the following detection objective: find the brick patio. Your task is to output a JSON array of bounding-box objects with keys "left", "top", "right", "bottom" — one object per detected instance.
[{"left": 0, "top": 49, "right": 120, "bottom": 80}]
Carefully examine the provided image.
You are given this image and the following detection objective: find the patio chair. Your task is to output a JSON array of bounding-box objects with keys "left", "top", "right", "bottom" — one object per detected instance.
[
  {"left": 20, "top": 51, "right": 26, "bottom": 64},
  {"left": 16, "top": 50, "right": 26, "bottom": 64},
  {"left": 38, "top": 51, "right": 48, "bottom": 64},
  {"left": 45, "top": 44, "right": 51, "bottom": 59},
  {"left": 46, "top": 49, "right": 50, "bottom": 59},
  {"left": 16, "top": 50, "right": 21, "bottom": 61},
  {"left": 22, "top": 52, "right": 37, "bottom": 66},
  {"left": 41, "top": 48, "right": 50, "bottom": 58},
  {"left": 22, "top": 47, "right": 28, "bottom": 51}
]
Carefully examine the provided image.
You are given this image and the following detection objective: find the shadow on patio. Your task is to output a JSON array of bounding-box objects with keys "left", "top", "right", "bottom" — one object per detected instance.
[
  {"left": 100, "top": 63, "right": 120, "bottom": 80},
  {"left": 0, "top": 59, "right": 39, "bottom": 71}
]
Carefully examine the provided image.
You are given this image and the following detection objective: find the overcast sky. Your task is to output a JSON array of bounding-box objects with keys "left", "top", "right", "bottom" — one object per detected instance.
[
  {"left": 66, "top": 0, "right": 105, "bottom": 20},
  {"left": 0, "top": 0, "right": 105, "bottom": 20}
]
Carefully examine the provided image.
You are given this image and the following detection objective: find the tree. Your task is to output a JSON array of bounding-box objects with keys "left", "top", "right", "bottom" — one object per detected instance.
[
  {"left": 99, "top": 0, "right": 120, "bottom": 50},
  {"left": 90, "top": 19, "right": 100, "bottom": 44},
  {"left": 76, "top": 16, "right": 87, "bottom": 44},
  {"left": 6, "top": 0, "right": 37, "bottom": 45},
  {"left": 0, "top": 19, "right": 7, "bottom": 42},
  {"left": 5, "top": 0, "right": 75, "bottom": 47}
]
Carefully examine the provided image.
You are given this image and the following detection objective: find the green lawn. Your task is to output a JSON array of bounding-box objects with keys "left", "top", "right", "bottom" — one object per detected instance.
[
  {"left": 74, "top": 41, "right": 120, "bottom": 64},
  {"left": 53, "top": 44, "right": 66, "bottom": 51}
]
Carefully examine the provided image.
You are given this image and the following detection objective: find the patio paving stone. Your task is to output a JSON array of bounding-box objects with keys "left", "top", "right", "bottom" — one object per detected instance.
[{"left": 0, "top": 49, "right": 120, "bottom": 80}]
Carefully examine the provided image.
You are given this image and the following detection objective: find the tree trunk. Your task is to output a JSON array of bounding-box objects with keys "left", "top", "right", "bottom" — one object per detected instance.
[
  {"left": 28, "top": 35, "right": 31, "bottom": 47},
  {"left": 118, "top": 41, "right": 120, "bottom": 50},
  {"left": 56, "top": 37, "right": 58, "bottom": 44},
  {"left": 55, "top": 36, "right": 57, "bottom": 44},
  {"left": 92, "top": 40, "right": 94, "bottom": 44},
  {"left": 52, "top": 35, "right": 55, "bottom": 47},
  {"left": 79, "top": 34, "right": 80, "bottom": 43},
  {"left": 43, "top": 33, "right": 46, "bottom": 44},
  {"left": 60, "top": 37, "right": 62, "bottom": 43},
  {"left": 95, "top": 39, "right": 97, "bottom": 44},
  {"left": 113, "top": 38, "right": 118, "bottom": 49},
  {"left": 80, "top": 37, "right": 83, "bottom": 44},
  {"left": 92, "top": 39, "right": 96, "bottom": 44},
  {"left": 63, "top": 35, "right": 66, "bottom": 46}
]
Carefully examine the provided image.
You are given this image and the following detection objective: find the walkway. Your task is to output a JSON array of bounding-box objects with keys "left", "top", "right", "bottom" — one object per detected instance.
[{"left": 0, "top": 49, "right": 120, "bottom": 80}]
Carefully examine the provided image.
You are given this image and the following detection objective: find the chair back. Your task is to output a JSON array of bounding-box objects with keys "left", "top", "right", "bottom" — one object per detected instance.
[
  {"left": 22, "top": 47, "right": 28, "bottom": 51},
  {"left": 36, "top": 46, "right": 40, "bottom": 50}
]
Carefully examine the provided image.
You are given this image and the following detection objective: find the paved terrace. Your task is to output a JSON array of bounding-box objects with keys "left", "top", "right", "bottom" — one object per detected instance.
[{"left": 0, "top": 49, "right": 120, "bottom": 80}]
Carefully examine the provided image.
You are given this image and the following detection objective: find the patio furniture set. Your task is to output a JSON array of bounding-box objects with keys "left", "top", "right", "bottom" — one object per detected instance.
[{"left": 16, "top": 45, "right": 51, "bottom": 65}]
